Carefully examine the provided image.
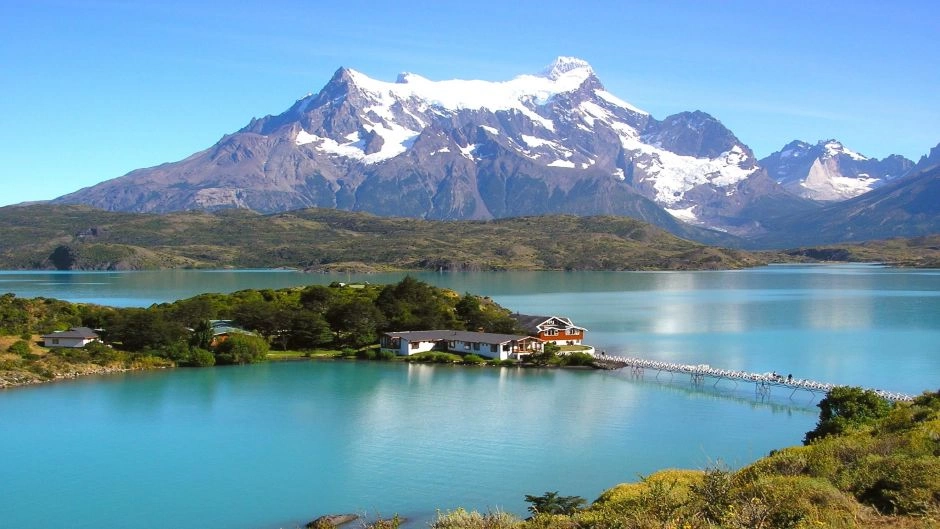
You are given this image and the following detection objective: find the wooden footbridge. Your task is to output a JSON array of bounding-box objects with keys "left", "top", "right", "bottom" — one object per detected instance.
[{"left": 592, "top": 354, "right": 915, "bottom": 402}]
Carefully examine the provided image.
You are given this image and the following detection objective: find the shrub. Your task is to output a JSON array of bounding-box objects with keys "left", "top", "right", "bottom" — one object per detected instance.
[
  {"left": 804, "top": 387, "right": 892, "bottom": 444},
  {"left": 559, "top": 352, "right": 593, "bottom": 367},
  {"left": 376, "top": 349, "right": 397, "bottom": 361},
  {"left": 7, "top": 339, "right": 31, "bottom": 356},
  {"left": 214, "top": 333, "right": 269, "bottom": 365},
  {"left": 852, "top": 455, "right": 940, "bottom": 515},
  {"left": 181, "top": 347, "right": 215, "bottom": 367},
  {"left": 429, "top": 508, "right": 521, "bottom": 529},
  {"left": 356, "top": 349, "right": 378, "bottom": 360},
  {"left": 524, "top": 491, "right": 587, "bottom": 515},
  {"left": 407, "top": 352, "right": 460, "bottom": 363},
  {"left": 462, "top": 354, "right": 485, "bottom": 365}
]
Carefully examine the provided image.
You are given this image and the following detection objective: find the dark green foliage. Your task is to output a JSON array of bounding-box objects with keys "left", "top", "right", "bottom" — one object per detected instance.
[
  {"left": 462, "top": 354, "right": 485, "bottom": 365},
  {"left": 523, "top": 491, "right": 586, "bottom": 515},
  {"left": 83, "top": 341, "right": 120, "bottom": 365},
  {"left": 282, "top": 310, "right": 332, "bottom": 350},
  {"left": 326, "top": 298, "right": 386, "bottom": 348},
  {"left": 103, "top": 308, "right": 187, "bottom": 351},
  {"left": 558, "top": 352, "right": 594, "bottom": 366},
  {"left": 356, "top": 349, "right": 377, "bottom": 360},
  {"left": 7, "top": 339, "right": 30, "bottom": 356},
  {"left": 2, "top": 278, "right": 525, "bottom": 372},
  {"left": 189, "top": 320, "right": 214, "bottom": 350},
  {"left": 376, "top": 276, "right": 458, "bottom": 330},
  {"left": 406, "top": 352, "right": 461, "bottom": 364},
  {"left": 804, "top": 387, "right": 893, "bottom": 444},
  {"left": 214, "top": 333, "right": 269, "bottom": 365},
  {"left": 183, "top": 347, "right": 216, "bottom": 367},
  {"left": 526, "top": 344, "right": 559, "bottom": 366}
]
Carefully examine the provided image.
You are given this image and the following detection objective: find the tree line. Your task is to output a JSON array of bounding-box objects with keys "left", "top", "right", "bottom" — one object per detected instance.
[{"left": 1, "top": 277, "right": 520, "bottom": 367}]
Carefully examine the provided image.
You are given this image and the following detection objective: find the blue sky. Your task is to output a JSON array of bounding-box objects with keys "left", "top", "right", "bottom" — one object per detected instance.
[{"left": 1, "top": 0, "right": 938, "bottom": 207}]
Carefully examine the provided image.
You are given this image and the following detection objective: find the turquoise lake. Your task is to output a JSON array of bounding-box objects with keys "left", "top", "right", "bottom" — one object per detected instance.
[{"left": 0, "top": 266, "right": 938, "bottom": 528}]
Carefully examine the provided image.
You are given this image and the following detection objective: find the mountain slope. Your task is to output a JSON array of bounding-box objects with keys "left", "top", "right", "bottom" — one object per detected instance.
[
  {"left": 749, "top": 162, "right": 940, "bottom": 247},
  {"left": 760, "top": 140, "right": 913, "bottom": 201},
  {"left": 52, "top": 58, "right": 789, "bottom": 237}
]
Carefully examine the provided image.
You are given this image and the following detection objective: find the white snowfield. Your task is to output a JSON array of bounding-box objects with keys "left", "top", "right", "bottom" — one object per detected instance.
[{"left": 292, "top": 56, "right": 758, "bottom": 210}]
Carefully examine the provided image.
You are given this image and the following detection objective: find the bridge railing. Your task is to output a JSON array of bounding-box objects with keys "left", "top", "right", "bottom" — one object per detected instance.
[{"left": 594, "top": 353, "right": 914, "bottom": 402}]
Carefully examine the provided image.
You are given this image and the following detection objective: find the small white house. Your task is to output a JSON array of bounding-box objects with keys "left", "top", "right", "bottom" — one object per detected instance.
[
  {"left": 41, "top": 327, "right": 100, "bottom": 348},
  {"left": 380, "top": 330, "right": 541, "bottom": 361}
]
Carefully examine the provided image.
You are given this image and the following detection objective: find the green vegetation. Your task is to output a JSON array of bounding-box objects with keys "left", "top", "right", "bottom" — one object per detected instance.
[
  {"left": 0, "top": 204, "right": 764, "bottom": 271},
  {"left": 780, "top": 235, "right": 940, "bottom": 268},
  {"left": 0, "top": 277, "right": 525, "bottom": 387},
  {"left": 429, "top": 388, "right": 939, "bottom": 529}
]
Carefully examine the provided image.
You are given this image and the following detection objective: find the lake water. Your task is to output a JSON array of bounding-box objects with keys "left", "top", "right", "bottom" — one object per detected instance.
[{"left": 0, "top": 266, "right": 938, "bottom": 528}]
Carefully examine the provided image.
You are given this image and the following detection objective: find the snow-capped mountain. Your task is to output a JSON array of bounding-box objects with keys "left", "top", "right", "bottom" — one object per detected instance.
[
  {"left": 52, "top": 57, "right": 786, "bottom": 237},
  {"left": 760, "top": 140, "right": 913, "bottom": 201}
]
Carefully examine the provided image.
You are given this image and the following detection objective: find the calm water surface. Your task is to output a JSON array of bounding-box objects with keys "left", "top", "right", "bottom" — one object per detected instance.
[{"left": 0, "top": 266, "right": 938, "bottom": 528}]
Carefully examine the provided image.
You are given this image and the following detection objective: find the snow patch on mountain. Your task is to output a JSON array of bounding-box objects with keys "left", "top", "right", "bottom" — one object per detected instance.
[
  {"left": 822, "top": 140, "right": 867, "bottom": 161},
  {"left": 666, "top": 205, "right": 698, "bottom": 222},
  {"left": 622, "top": 139, "right": 756, "bottom": 206}
]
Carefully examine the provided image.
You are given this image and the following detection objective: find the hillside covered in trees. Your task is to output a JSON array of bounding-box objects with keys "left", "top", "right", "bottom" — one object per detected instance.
[{"left": 0, "top": 277, "right": 518, "bottom": 386}]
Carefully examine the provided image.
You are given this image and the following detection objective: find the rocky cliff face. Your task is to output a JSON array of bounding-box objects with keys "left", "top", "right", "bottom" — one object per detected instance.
[{"left": 53, "top": 57, "right": 793, "bottom": 236}]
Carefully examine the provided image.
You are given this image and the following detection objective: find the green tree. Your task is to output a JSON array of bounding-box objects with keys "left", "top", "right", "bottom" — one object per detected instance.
[
  {"left": 376, "top": 276, "right": 457, "bottom": 330},
  {"left": 189, "top": 319, "right": 214, "bottom": 350},
  {"left": 104, "top": 308, "right": 187, "bottom": 351},
  {"left": 455, "top": 293, "right": 486, "bottom": 330},
  {"left": 526, "top": 343, "right": 559, "bottom": 366},
  {"left": 804, "top": 386, "right": 892, "bottom": 444},
  {"left": 299, "top": 285, "right": 335, "bottom": 312},
  {"left": 523, "top": 491, "right": 586, "bottom": 515},
  {"left": 214, "top": 333, "right": 269, "bottom": 365},
  {"left": 284, "top": 310, "right": 333, "bottom": 350},
  {"left": 326, "top": 299, "right": 386, "bottom": 348}
]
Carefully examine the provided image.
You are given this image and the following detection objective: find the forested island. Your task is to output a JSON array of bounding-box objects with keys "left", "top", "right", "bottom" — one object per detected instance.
[
  {"left": 2, "top": 204, "right": 938, "bottom": 271},
  {"left": 0, "top": 277, "right": 591, "bottom": 388}
]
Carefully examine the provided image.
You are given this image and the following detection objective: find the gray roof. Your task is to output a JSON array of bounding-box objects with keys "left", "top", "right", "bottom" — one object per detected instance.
[
  {"left": 41, "top": 327, "right": 98, "bottom": 339},
  {"left": 383, "top": 330, "right": 533, "bottom": 344},
  {"left": 511, "top": 314, "right": 554, "bottom": 333}
]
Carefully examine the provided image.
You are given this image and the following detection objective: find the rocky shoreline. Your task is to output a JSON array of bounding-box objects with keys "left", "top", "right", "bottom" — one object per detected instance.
[{"left": 0, "top": 363, "right": 158, "bottom": 390}]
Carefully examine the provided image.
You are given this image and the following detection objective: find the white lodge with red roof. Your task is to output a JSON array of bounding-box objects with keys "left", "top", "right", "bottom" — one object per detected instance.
[{"left": 511, "top": 314, "right": 587, "bottom": 346}]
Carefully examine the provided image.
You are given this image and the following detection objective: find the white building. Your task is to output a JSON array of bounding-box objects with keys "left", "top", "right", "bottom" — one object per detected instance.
[
  {"left": 380, "top": 330, "right": 541, "bottom": 361},
  {"left": 41, "top": 327, "right": 100, "bottom": 348}
]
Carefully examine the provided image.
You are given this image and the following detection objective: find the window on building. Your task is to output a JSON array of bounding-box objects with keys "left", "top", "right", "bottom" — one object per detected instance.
[
  {"left": 472, "top": 342, "right": 480, "bottom": 351},
  {"left": 490, "top": 344, "right": 498, "bottom": 353},
  {"left": 567, "top": 328, "right": 579, "bottom": 336},
  {"left": 545, "top": 329, "right": 557, "bottom": 336}
]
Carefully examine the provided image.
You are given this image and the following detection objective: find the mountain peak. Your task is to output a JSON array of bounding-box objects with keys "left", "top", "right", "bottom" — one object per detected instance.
[
  {"left": 541, "top": 56, "right": 594, "bottom": 81},
  {"left": 819, "top": 139, "right": 867, "bottom": 161}
]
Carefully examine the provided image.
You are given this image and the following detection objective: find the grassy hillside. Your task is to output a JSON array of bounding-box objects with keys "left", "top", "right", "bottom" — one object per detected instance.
[
  {"left": 429, "top": 388, "right": 940, "bottom": 529},
  {"left": 0, "top": 204, "right": 763, "bottom": 271},
  {"left": 781, "top": 235, "right": 940, "bottom": 268},
  {"left": 1, "top": 204, "right": 937, "bottom": 271}
]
